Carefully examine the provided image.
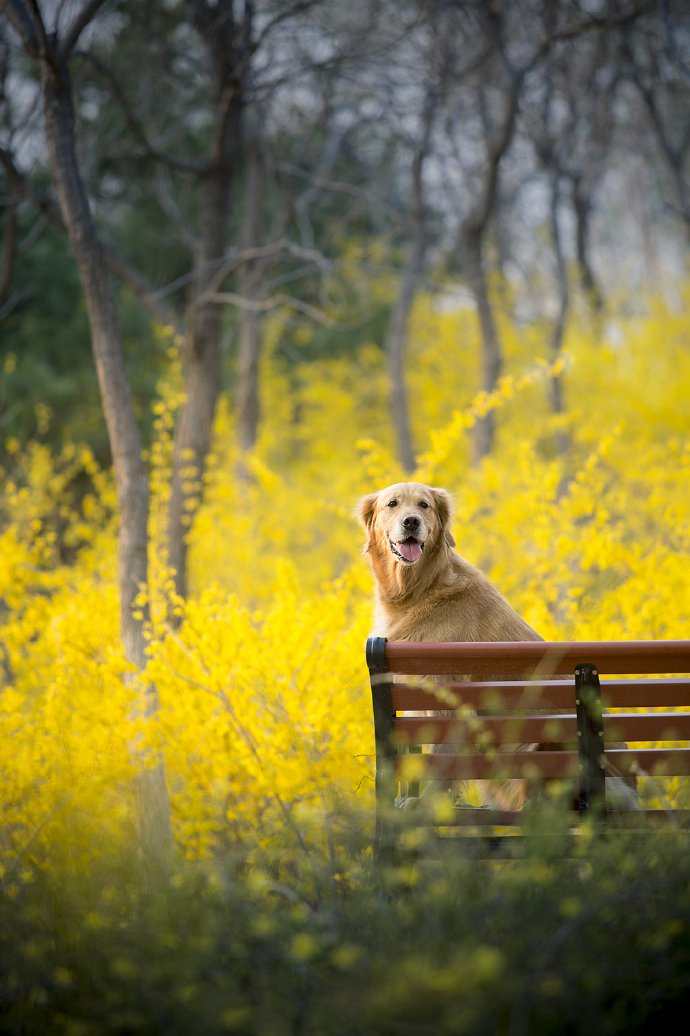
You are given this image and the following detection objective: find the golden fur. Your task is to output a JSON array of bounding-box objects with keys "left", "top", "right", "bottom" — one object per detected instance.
[
  {"left": 358, "top": 481, "right": 637, "bottom": 811},
  {"left": 358, "top": 482, "right": 541, "bottom": 645}
]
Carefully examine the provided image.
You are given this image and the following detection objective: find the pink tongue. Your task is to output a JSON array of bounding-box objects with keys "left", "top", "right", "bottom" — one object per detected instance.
[{"left": 397, "top": 539, "right": 422, "bottom": 562}]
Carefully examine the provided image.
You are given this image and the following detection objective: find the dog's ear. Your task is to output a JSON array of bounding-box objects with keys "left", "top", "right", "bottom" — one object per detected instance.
[
  {"left": 431, "top": 487, "right": 456, "bottom": 548},
  {"left": 357, "top": 492, "right": 379, "bottom": 552}
]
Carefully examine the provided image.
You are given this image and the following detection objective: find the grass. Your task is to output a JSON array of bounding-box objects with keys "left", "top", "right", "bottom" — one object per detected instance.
[{"left": 2, "top": 807, "right": 690, "bottom": 1035}]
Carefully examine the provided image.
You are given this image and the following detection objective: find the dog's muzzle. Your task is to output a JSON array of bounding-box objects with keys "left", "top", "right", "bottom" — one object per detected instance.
[{"left": 390, "top": 514, "right": 426, "bottom": 564}]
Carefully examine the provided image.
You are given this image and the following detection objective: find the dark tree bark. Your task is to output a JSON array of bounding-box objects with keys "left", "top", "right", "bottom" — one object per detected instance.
[
  {"left": 384, "top": 131, "right": 431, "bottom": 475},
  {"left": 236, "top": 131, "right": 264, "bottom": 467},
  {"left": 464, "top": 223, "right": 504, "bottom": 466},
  {"left": 547, "top": 175, "right": 572, "bottom": 456},
  {"left": 572, "top": 175, "right": 604, "bottom": 314},
  {"left": 385, "top": 262, "right": 419, "bottom": 475},
  {"left": 2, "top": 0, "right": 173, "bottom": 863},
  {"left": 382, "top": 7, "right": 449, "bottom": 476},
  {"left": 461, "top": 71, "right": 523, "bottom": 465},
  {"left": 636, "top": 79, "right": 690, "bottom": 242},
  {"left": 0, "top": 202, "right": 16, "bottom": 305},
  {"left": 168, "top": 0, "right": 247, "bottom": 600}
]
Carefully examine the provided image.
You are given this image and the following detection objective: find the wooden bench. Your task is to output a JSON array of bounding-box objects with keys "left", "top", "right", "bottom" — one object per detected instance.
[{"left": 366, "top": 637, "right": 690, "bottom": 850}]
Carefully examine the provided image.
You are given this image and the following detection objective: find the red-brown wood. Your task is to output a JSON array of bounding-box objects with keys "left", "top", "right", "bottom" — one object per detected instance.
[
  {"left": 601, "top": 679, "right": 690, "bottom": 708},
  {"left": 393, "top": 711, "right": 690, "bottom": 745},
  {"left": 384, "top": 640, "right": 690, "bottom": 677},
  {"left": 395, "top": 750, "right": 579, "bottom": 780},
  {"left": 390, "top": 678, "right": 690, "bottom": 711},
  {"left": 394, "top": 714, "right": 578, "bottom": 744},
  {"left": 391, "top": 681, "right": 575, "bottom": 710},
  {"left": 394, "top": 746, "right": 690, "bottom": 780},
  {"left": 601, "top": 713, "right": 690, "bottom": 741},
  {"left": 605, "top": 747, "right": 690, "bottom": 775},
  {"left": 411, "top": 808, "right": 690, "bottom": 827},
  {"left": 372, "top": 639, "right": 690, "bottom": 839}
]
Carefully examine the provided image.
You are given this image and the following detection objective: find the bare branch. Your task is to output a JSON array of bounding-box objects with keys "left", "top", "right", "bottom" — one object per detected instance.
[
  {"left": 77, "top": 49, "right": 209, "bottom": 175},
  {"left": 103, "top": 249, "right": 185, "bottom": 337},
  {"left": 0, "top": 144, "right": 184, "bottom": 333},
  {"left": 59, "top": 0, "right": 110, "bottom": 60},
  {"left": 153, "top": 168, "right": 196, "bottom": 251},
  {"left": 662, "top": 0, "right": 690, "bottom": 82},
  {"left": 0, "top": 0, "right": 39, "bottom": 54},
  {"left": 251, "top": 0, "right": 325, "bottom": 53},
  {"left": 25, "top": 0, "right": 50, "bottom": 57},
  {"left": 0, "top": 144, "right": 61, "bottom": 221},
  {"left": 0, "top": 287, "right": 29, "bottom": 320},
  {"left": 204, "top": 237, "right": 332, "bottom": 298},
  {"left": 275, "top": 158, "right": 397, "bottom": 217},
  {"left": 516, "top": 1, "right": 657, "bottom": 79},
  {"left": 208, "top": 288, "right": 336, "bottom": 327}
]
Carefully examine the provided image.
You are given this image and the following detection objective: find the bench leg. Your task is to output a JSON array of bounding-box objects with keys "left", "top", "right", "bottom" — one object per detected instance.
[
  {"left": 575, "top": 663, "right": 607, "bottom": 818},
  {"left": 367, "top": 637, "right": 397, "bottom": 859}
]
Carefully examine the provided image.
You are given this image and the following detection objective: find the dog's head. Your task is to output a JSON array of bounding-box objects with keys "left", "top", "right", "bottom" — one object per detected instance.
[{"left": 358, "top": 482, "right": 456, "bottom": 571}]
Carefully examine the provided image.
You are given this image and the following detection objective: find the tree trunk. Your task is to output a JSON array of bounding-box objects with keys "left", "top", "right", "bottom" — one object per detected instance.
[
  {"left": 236, "top": 136, "right": 264, "bottom": 469},
  {"left": 167, "top": 137, "right": 241, "bottom": 601},
  {"left": 548, "top": 178, "right": 571, "bottom": 456},
  {"left": 236, "top": 298, "right": 261, "bottom": 458},
  {"left": 168, "top": 262, "right": 224, "bottom": 601},
  {"left": 385, "top": 263, "right": 419, "bottom": 475},
  {"left": 384, "top": 107, "right": 435, "bottom": 475},
  {"left": 460, "top": 69, "right": 523, "bottom": 466},
  {"left": 572, "top": 180, "right": 603, "bottom": 314},
  {"left": 466, "top": 228, "right": 503, "bottom": 465},
  {"left": 39, "top": 47, "right": 172, "bottom": 860},
  {"left": 168, "top": 2, "right": 245, "bottom": 600},
  {"left": 0, "top": 202, "right": 16, "bottom": 305}
]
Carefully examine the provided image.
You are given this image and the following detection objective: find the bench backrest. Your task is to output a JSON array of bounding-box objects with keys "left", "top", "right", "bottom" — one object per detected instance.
[{"left": 366, "top": 637, "right": 690, "bottom": 837}]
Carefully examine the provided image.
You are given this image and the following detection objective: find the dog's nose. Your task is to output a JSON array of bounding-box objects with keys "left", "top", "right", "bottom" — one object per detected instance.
[{"left": 402, "top": 514, "right": 421, "bottom": 532}]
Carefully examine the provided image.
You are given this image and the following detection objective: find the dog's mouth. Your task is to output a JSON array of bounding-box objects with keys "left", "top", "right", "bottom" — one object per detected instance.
[{"left": 390, "top": 537, "right": 424, "bottom": 564}]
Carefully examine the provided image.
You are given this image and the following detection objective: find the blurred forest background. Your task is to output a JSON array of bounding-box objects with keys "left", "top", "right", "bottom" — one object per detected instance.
[
  {"left": 1, "top": 0, "right": 690, "bottom": 880},
  {"left": 2, "top": 3, "right": 690, "bottom": 1032}
]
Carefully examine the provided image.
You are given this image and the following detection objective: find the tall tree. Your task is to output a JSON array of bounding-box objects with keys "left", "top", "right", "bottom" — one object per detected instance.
[
  {"left": 624, "top": 9, "right": 690, "bottom": 242},
  {"left": 382, "top": 26, "right": 445, "bottom": 474},
  {"left": 449, "top": 5, "right": 525, "bottom": 464},
  {"left": 167, "top": 0, "right": 249, "bottom": 599},
  {"left": 0, "top": 0, "right": 172, "bottom": 862}
]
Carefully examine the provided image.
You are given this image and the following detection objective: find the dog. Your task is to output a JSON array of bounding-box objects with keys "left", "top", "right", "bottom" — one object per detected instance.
[
  {"left": 358, "top": 481, "right": 540, "bottom": 645},
  {"left": 358, "top": 481, "right": 637, "bottom": 811}
]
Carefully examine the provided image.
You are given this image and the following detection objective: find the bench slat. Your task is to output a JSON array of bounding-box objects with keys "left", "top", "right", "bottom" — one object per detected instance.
[
  {"left": 394, "top": 715, "right": 577, "bottom": 744},
  {"left": 395, "top": 750, "right": 579, "bottom": 780},
  {"left": 603, "top": 712, "right": 690, "bottom": 741},
  {"left": 384, "top": 640, "right": 690, "bottom": 676},
  {"left": 403, "top": 808, "right": 690, "bottom": 827},
  {"left": 393, "top": 711, "right": 690, "bottom": 745},
  {"left": 395, "top": 747, "right": 690, "bottom": 781},
  {"left": 602, "top": 679, "right": 690, "bottom": 707},
  {"left": 390, "top": 678, "right": 690, "bottom": 711},
  {"left": 606, "top": 747, "right": 690, "bottom": 775},
  {"left": 391, "top": 682, "right": 575, "bottom": 710}
]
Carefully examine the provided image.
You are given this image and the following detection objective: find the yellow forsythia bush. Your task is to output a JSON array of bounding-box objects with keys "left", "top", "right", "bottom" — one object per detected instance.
[
  {"left": 146, "top": 566, "right": 373, "bottom": 859},
  {"left": 1, "top": 291, "right": 689, "bottom": 867}
]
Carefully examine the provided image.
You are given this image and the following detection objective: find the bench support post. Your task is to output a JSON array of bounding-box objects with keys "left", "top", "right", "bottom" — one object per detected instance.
[
  {"left": 575, "top": 663, "right": 606, "bottom": 817},
  {"left": 366, "top": 637, "right": 396, "bottom": 857}
]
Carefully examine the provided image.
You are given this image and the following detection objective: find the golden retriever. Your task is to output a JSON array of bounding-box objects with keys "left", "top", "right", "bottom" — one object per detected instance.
[
  {"left": 358, "top": 481, "right": 541, "bottom": 645},
  {"left": 358, "top": 481, "right": 637, "bottom": 811}
]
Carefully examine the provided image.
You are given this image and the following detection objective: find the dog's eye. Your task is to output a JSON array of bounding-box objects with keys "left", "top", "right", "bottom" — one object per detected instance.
[
  {"left": 419, "top": 500, "right": 429, "bottom": 509},
  {"left": 387, "top": 499, "right": 398, "bottom": 508}
]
